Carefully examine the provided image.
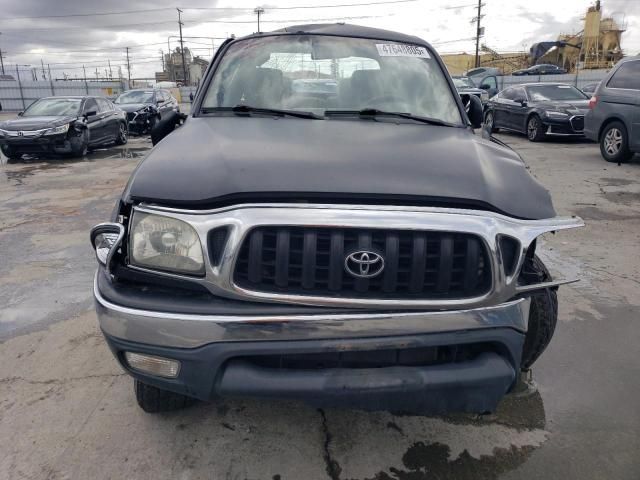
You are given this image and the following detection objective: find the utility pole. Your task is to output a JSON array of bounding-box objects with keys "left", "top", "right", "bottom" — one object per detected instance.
[
  {"left": 108, "top": 59, "right": 113, "bottom": 79},
  {"left": 0, "top": 32, "right": 5, "bottom": 75},
  {"left": 177, "top": 8, "right": 188, "bottom": 85},
  {"left": 48, "top": 64, "right": 55, "bottom": 95},
  {"left": 473, "top": 0, "right": 485, "bottom": 68},
  {"left": 82, "top": 64, "right": 89, "bottom": 94},
  {"left": 125, "top": 47, "right": 131, "bottom": 88},
  {"left": 254, "top": 7, "right": 265, "bottom": 33},
  {"left": 40, "top": 59, "right": 47, "bottom": 80},
  {"left": 160, "top": 49, "right": 165, "bottom": 71}
]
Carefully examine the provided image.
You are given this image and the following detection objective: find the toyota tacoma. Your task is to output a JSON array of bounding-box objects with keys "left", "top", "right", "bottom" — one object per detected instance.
[{"left": 91, "top": 24, "right": 583, "bottom": 414}]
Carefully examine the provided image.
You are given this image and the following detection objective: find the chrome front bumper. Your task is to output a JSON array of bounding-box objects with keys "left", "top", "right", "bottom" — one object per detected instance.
[{"left": 94, "top": 273, "right": 531, "bottom": 349}]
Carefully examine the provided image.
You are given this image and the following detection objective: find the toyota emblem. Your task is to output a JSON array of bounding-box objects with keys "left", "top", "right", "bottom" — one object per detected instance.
[{"left": 344, "top": 250, "right": 385, "bottom": 278}]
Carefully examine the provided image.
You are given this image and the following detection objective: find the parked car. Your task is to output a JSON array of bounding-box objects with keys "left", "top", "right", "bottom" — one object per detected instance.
[
  {"left": 465, "top": 67, "right": 500, "bottom": 98},
  {"left": 114, "top": 89, "right": 179, "bottom": 135},
  {"left": 484, "top": 83, "right": 590, "bottom": 141},
  {"left": 90, "top": 24, "right": 582, "bottom": 415},
  {"left": 584, "top": 56, "right": 640, "bottom": 163},
  {"left": 512, "top": 64, "right": 567, "bottom": 76},
  {"left": 0, "top": 96, "right": 127, "bottom": 159},
  {"left": 580, "top": 82, "right": 600, "bottom": 97},
  {"left": 452, "top": 76, "right": 489, "bottom": 103}
]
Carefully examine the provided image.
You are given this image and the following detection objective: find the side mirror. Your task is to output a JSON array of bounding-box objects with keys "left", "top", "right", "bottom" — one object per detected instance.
[
  {"left": 84, "top": 110, "right": 97, "bottom": 117},
  {"left": 518, "top": 99, "right": 528, "bottom": 107},
  {"left": 156, "top": 100, "right": 163, "bottom": 105},
  {"left": 479, "top": 83, "right": 491, "bottom": 90},
  {"left": 17, "top": 111, "right": 23, "bottom": 117},
  {"left": 466, "top": 94, "right": 484, "bottom": 129}
]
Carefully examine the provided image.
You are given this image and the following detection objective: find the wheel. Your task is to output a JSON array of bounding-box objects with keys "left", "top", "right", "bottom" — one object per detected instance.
[
  {"left": 134, "top": 379, "right": 197, "bottom": 413},
  {"left": 484, "top": 111, "right": 497, "bottom": 133},
  {"left": 115, "top": 122, "right": 128, "bottom": 145},
  {"left": 69, "top": 130, "right": 89, "bottom": 157},
  {"left": 600, "top": 121, "right": 632, "bottom": 163},
  {"left": 527, "top": 115, "right": 545, "bottom": 142},
  {"left": 520, "top": 255, "right": 558, "bottom": 370},
  {"left": 1, "top": 145, "right": 22, "bottom": 161}
]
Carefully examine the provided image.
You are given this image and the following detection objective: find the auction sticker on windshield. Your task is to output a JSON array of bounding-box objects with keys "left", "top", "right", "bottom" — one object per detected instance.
[{"left": 376, "top": 44, "right": 430, "bottom": 58}]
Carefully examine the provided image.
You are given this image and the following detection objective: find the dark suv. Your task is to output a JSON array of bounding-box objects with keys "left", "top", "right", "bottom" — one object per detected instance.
[
  {"left": 90, "top": 24, "right": 582, "bottom": 415},
  {"left": 584, "top": 56, "right": 640, "bottom": 163}
]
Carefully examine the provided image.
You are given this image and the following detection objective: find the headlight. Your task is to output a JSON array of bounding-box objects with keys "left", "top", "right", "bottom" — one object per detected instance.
[
  {"left": 0, "top": 128, "right": 8, "bottom": 137},
  {"left": 544, "top": 111, "right": 568, "bottom": 118},
  {"left": 130, "top": 212, "right": 204, "bottom": 275},
  {"left": 44, "top": 124, "right": 70, "bottom": 135}
]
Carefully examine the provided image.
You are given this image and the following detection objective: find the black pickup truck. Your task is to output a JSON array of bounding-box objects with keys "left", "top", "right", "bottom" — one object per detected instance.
[{"left": 91, "top": 24, "right": 582, "bottom": 414}]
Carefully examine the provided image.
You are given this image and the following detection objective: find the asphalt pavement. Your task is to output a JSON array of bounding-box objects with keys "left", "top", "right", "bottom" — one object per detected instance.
[{"left": 0, "top": 119, "right": 639, "bottom": 479}]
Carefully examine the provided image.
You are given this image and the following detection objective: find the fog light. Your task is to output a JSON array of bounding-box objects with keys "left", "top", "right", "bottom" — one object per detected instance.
[{"left": 124, "top": 352, "right": 180, "bottom": 378}]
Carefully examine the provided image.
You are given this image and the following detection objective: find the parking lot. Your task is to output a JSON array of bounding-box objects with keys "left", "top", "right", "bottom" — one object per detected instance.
[{"left": 1, "top": 117, "right": 639, "bottom": 479}]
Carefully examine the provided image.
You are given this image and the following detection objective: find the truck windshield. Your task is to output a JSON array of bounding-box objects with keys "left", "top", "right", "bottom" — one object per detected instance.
[{"left": 202, "top": 34, "right": 462, "bottom": 125}]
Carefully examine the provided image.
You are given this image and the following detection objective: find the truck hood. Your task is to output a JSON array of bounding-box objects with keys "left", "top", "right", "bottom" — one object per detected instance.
[
  {"left": 0, "top": 115, "right": 76, "bottom": 130},
  {"left": 125, "top": 116, "right": 556, "bottom": 219}
]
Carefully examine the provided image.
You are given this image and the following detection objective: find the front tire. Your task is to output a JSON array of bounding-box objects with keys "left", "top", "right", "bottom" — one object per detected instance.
[
  {"left": 134, "top": 379, "right": 197, "bottom": 413},
  {"left": 484, "top": 111, "right": 498, "bottom": 133},
  {"left": 600, "top": 121, "right": 632, "bottom": 163},
  {"left": 69, "top": 130, "right": 89, "bottom": 157},
  {"left": 115, "top": 122, "right": 128, "bottom": 145},
  {"left": 521, "top": 255, "right": 558, "bottom": 369},
  {"left": 527, "top": 115, "right": 545, "bottom": 142}
]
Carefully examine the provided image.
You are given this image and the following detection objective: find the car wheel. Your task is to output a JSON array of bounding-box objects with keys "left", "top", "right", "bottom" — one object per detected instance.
[
  {"left": 69, "top": 130, "right": 89, "bottom": 157},
  {"left": 115, "top": 122, "right": 128, "bottom": 145},
  {"left": 527, "top": 115, "right": 545, "bottom": 142},
  {"left": 600, "top": 121, "right": 632, "bottom": 163},
  {"left": 520, "top": 255, "right": 558, "bottom": 370},
  {"left": 134, "top": 379, "right": 198, "bottom": 413},
  {"left": 484, "top": 111, "right": 497, "bottom": 133}
]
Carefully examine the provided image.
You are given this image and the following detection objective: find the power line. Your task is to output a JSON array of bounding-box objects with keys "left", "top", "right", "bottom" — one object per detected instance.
[{"left": 0, "top": 0, "right": 419, "bottom": 21}]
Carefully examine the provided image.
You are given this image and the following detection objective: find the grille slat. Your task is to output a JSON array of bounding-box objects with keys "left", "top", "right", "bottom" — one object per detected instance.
[
  {"left": 235, "top": 226, "right": 491, "bottom": 300},
  {"left": 302, "top": 230, "right": 317, "bottom": 289},
  {"left": 275, "top": 229, "right": 290, "bottom": 287},
  {"left": 409, "top": 233, "right": 427, "bottom": 293},
  {"left": 437, "top": 235, "right": 454, "bottom": 292}
]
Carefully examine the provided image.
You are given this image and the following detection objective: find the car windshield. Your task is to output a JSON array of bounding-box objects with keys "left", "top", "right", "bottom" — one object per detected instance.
[
  {"left": 526, "top": 85, "right": 587, "bottom": 101},
  {"left": 452, "top": 77, "right": 474, "bottom": 88},
  {"left": 115, "top": 91, "right": 155, "bottom": 104},
  {"left": 23, "top": 98, "right": 82, "bottom": 116},
  {"left": 202, "top": 34, "right": 462, "bottom": 125}
]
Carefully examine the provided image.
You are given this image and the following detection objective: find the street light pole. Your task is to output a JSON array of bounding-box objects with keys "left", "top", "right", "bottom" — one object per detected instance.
[{"left": 254, "top": 7, "right": 265, "bottom": 33}]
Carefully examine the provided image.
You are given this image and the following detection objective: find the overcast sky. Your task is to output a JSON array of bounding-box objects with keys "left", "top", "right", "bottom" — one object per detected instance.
[{"left": 0, "top": 0, "right": 638, "bottom": 80}]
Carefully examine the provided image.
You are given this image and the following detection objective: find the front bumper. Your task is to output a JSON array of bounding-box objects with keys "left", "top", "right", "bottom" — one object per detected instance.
[
  {"left": 95, "top": 271, "right": 530, "bottom": 413},
  {"left": 0, "top": 133, "right": 72, "bottom": 154}
]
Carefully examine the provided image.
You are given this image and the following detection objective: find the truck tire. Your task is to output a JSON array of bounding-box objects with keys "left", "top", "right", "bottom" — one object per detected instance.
[
  {"left": 600, "top": 121, "right": 633, "bottom": 163},
  {"left": 134, "top": 379, "right": 197, "bottom": 413},
  {"left": 521, "top": 255, "right": 558, "bottom": 370}
]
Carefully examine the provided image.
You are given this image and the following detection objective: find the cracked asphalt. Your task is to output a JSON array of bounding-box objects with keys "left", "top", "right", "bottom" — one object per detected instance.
[{"left": 1, "top": 114, "right": 639, "bottom": 479}]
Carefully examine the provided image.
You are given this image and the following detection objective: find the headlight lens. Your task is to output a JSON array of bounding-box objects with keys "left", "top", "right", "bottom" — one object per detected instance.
[
  {"left": 545, "top": 111, "right": 568, "bottom": 118},
  {"left": 130, "top": 212, "right": 204, "bottom": 275},
  {"left": 44, "top": 124, "right": 70, "bottom": 135}
]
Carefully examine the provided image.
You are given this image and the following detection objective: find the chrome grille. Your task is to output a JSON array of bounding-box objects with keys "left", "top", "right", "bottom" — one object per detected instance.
[{"left": 234, "top": 226, "right": 491, "bottom": 300}]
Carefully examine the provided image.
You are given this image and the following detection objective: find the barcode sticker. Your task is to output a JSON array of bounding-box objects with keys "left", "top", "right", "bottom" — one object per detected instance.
[{"left": 376, "top": 44, "right": 430, "bottom": 58}]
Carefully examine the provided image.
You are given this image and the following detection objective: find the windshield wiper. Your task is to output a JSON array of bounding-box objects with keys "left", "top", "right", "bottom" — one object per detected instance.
[
  {"left": 324, "top": 108, "right": 455, "bottom": 127},
  {"left": 201, "top": 105, "right": 322, "bottom": 120}
]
